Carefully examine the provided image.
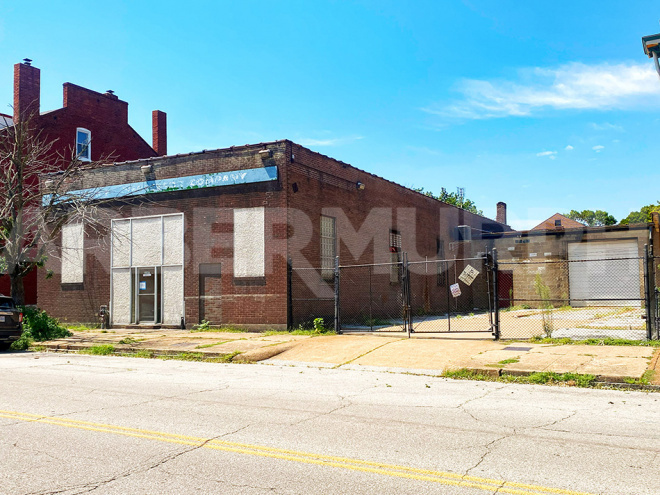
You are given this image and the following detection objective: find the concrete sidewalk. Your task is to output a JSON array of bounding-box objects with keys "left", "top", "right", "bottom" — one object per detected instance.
[{"left": 35, "top": 328, "right": 659, "bottom": 384}]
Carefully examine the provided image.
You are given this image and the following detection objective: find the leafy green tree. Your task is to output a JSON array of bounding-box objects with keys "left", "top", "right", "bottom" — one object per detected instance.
[
  {"left": 412, "top": 187, "right": 483, "bottom": 216},
  {"left": 564, "top": 209, "right": 617, "bottom": 227},
  {"left": 619, "top": 202, "right": 660, "bottom": 225}
]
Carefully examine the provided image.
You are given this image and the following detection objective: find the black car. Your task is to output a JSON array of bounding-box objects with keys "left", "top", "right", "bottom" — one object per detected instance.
[{"left": 0, "top": 296, "right": 23, "bottom": 350}]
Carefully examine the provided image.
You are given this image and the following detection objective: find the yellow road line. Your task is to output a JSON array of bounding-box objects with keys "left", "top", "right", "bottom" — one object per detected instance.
[{"left": 0, "top": 409, "right": 596, "bottom": 495}]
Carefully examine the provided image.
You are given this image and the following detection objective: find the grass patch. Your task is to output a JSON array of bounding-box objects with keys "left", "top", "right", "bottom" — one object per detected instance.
[
  {"left": 263, "top": 328, "right": 335, "bottom": 336},
  {"left": 157, "top": 351, "right": 241, "bottom": 363},
  {"left": 121, "top": 350, "right": 156, "bottom": 359},
  {"left": 529, "top": 336, "right": 660, "bottom": 347},
  {"left": 442, "top": 368, "right": 597, "bottom": 387},
  {"left": 66, "top": 324, "right": 101, "bottom": 332},
  {"left": 623, "top": 370, "right": 655, "bottom": 385},
  {"left": 190, "top": 324, "right": 252, "bottom": 333},
  {"left": 195, "top": 340, "right": 232, "bottom": 349},
  {"left": 118, "top": 337, "right": 140, "bottom": 345},
  {"left": 497, "top": 358, "right": 520, "bottom": 365},
  {"left": 80, "top": 344, "right": 115, "bottom": 356}
]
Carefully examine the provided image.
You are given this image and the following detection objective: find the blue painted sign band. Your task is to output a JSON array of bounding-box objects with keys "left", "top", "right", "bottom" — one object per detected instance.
[{"left": 43, "top": 165, "right": 278, "bottom": 205}]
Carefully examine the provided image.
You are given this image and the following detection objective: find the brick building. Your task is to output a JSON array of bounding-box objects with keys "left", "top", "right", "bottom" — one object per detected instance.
[
  {"left": 2, "top": 60, "right": 167, "bottom": 303},
  {"left": 38, "top": 141, "right": 511, "bottom": 328},
  {"left": 477, "top": 223, "right": 652, "bottom": 308}
]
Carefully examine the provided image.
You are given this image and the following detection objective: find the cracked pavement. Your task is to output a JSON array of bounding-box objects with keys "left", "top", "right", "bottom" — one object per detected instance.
[{"left": 1, "top": 352, "right": 660, "bottom": 494}]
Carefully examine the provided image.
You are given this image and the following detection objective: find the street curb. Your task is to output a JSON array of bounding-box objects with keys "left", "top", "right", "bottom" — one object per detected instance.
[
  {"left": 463, "top": 366, "right": 654, "bottom": 390},
  {"left": 35, "top": 342, "right": 238, "bottom": 359}
]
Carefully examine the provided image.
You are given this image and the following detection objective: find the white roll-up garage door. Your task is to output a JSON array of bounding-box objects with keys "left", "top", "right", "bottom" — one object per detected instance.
[{"left": 567, "top": 240, "right": 641, "bottom": 307}]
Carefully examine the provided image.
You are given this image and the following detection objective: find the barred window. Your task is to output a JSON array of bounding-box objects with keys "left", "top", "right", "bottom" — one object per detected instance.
[
  {"left": 320, "top": 215, "right": 336, "bottom": 280},
  {"left": 390, "top": 230, "right": 401, "bottom": 283}
]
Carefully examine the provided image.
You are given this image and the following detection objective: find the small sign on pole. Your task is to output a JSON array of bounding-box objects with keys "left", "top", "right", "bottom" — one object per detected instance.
[
  {"left": 458, "top": 264, "right": 479, "bottom": 286},
  {"left": 450, "top": 283, "right": 462, "bottom": 298}
]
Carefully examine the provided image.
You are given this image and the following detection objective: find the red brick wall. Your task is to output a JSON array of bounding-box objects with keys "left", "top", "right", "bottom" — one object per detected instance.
[
  {"left": 38, "top": 143, "right": 289, "bottom": 327},
  {"left": 36, "top": 84, "right": 157, "bottom": 166},
  {"left": 286, "top": 143, "right": 508, "bottom": 324}
]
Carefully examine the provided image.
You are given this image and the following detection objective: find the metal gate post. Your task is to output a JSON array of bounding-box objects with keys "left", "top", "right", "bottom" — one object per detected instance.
[
  {"left": 493, "top": 248, "right": 501, "bottom": 340},
  {"left": 404, "top": 253, "right": 411, "bottom": 338},
  {"left": 334, "top": 256, "right": 342, "bottom": 335},
  {"left": 644, "top": 245, "right": 652, "bottom": 340}
]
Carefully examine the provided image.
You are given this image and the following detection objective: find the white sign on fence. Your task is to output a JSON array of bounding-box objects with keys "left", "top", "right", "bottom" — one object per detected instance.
[
  {"left": 458, "top": 264, "right": 480, "bottom": 286},
  {"left": 450, "top": 283, "right": 462, "bottom": 298}
]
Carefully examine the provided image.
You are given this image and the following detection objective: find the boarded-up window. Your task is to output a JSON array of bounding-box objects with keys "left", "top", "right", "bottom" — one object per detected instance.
[
  {"left": 131, "top": 217, "right": 162, "bottom": 267},
  {"left": 320, "top": 216, "right": 336, "bottom": 280},
  {"left": 61, "top": 222, "right": 84, "bottom": 284},
  {"left": 234, "top": 207, "right": 265, "bottom": 278},
  {"left": 162, "top": 266, "right": 184, "bottom": 325},
  {"left": 111, "top": 268, "right": 131, "bottom": 324}
]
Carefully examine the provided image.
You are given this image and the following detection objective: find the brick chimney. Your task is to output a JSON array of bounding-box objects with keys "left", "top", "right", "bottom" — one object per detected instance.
[
  {"left": 496, "top": 202, "right": 507, "bottom": 225},
  {"left": 13, "top": 59, "right": 40, "bottom": 123},
  {"left": 152, "top": 110, "right": 167, "bottom": 156}
]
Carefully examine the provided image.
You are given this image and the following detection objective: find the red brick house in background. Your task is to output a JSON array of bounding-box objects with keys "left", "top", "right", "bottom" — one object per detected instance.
[
  {"left": 2, "top": 59, "right": 167, "bottom": 304},
  {"left": 531, "top": 213, "right": 585, "bottom": 231}
]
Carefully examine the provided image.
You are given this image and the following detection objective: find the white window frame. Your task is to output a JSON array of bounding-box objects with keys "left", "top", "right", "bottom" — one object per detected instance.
[
  {"left": 76, "top": 127, "right": 91, "bottom": 162},
  {"left": 110, "top": 213, "right": 185, "bottom": 326}
]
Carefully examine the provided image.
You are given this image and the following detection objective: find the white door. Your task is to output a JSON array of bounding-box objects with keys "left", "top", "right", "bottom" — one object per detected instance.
[{"left": 567, "top": 240, "right": 641, "bottom": 307}]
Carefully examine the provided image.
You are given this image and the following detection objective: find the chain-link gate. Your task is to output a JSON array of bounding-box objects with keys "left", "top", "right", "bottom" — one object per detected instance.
[
  {"left": 335, "top": 254, "right": 497, "bottom": 338},
  {"left": 407, "top": 256, "right": 496, "bottom": 335}
]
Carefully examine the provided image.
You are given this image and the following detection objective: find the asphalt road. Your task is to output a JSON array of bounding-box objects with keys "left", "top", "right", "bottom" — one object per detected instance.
[{"left": 0, "top": 352, "right": 659, "bottom": 495}]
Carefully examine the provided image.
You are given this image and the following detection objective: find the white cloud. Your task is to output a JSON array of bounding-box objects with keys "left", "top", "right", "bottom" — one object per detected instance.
[
  {"left": 425, "top": 62, "right": 660, "bottom": 120},
  {"left": 590, "top": 122, "right": 624, "bottom": 132},
  {"left": 298, "top": 135, "right": 364, "bottom": 147},
  {"left": 565, "top": 145, "right": 574, "bottom": 151},
  {"left": 592, "top": 145, "right": 605, "bottom": 152},
  {"left": 537, "top": 151, "right": 557, "bottom": 159}
]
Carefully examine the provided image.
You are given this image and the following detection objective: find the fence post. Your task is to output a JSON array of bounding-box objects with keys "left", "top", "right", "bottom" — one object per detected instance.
[
  {"left": 644, "top": 245, "right": 652, "bottom": 340},
  {"left": 404, "top": 252, "right": 411, "bottom": 338},
  {"left": 334, "top": 256, "right": 342, "bottom": 335},
  {"left": 493, "top": 248, "right": 500, "bottom": 340},
  {"left": 287, "top": 258, "right": 293, "bottom": 330}
]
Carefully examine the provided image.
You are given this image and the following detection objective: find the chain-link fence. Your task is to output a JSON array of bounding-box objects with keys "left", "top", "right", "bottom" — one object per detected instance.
[
  {"left": 288, "top": 250, "right": 658, "bottom": 341},
  {"left": 498, "top": 256, "right": 649, "bottom": 340},
  {"left": 337, "top": 263, "right": 406, "bottom": 332},
  {"left": 289, "top": 266, "right": 334, "bottom": 328}
]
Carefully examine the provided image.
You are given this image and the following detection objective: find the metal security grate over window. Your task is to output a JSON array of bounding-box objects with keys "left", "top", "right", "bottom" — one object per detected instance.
[{"left": 320, "top": 215, "right": 336, "bottom": 280}]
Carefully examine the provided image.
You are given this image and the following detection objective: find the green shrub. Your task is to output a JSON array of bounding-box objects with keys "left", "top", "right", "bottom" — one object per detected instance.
[
  {"left": 9, "top": 334, "right": 32, "bottom": 351},
  {"left": 21, "top": 307, "right": 72, "bottom": 341}
]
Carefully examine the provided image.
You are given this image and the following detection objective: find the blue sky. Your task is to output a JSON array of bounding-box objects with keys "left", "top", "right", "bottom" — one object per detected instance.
[{"left": 1, "top": 0, "right": 659, "bottom": 229}]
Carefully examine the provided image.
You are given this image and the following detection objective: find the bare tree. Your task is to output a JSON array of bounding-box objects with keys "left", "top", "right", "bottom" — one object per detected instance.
[{"left": 0, "top": 113, "right": 112, "bottom": 305}]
